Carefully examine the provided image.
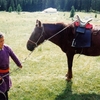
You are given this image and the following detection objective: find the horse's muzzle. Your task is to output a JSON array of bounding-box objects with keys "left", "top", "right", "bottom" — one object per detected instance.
[{"left": 26, "top": 41, "right": 35, "bottom": 51}]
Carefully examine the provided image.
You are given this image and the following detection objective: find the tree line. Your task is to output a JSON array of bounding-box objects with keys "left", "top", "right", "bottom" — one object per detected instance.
[{"left": 0, "top": 0, "right": 100, "bottom": 12}]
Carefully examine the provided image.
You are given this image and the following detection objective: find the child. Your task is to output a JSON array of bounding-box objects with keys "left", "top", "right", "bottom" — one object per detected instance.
[{"left": 0, "top": 33, "right": 22, "bottom": 100}]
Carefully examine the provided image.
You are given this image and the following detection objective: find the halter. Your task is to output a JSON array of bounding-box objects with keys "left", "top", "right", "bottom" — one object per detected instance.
[
  {"left": 28, "top": 25, "right": 45, "bottom": 47},
  {"left": 28, "top": 24, "right": 69, "bottom": 47}
]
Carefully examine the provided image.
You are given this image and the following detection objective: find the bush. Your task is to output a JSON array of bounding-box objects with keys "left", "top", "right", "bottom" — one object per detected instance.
[
  {"left": 16, "top": 4, "right": 22, "bottom": 14},
  {"left": 70, "top": 6, "right": 75, "bottom": 18},
  {"left": 8, "top": 6, "right": 12, "bottom": 13},
  {"left": 95, "top": 13, "right": 97, "bottom": 18}
]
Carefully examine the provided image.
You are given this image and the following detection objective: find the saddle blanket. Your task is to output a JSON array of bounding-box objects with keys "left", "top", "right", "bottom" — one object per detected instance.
[{"left": 72, "top": 27, "right": 91, "bottom": 48}]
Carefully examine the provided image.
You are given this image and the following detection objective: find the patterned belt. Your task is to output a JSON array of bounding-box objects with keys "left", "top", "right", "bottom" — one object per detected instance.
[{"left": 0, "top": 68, "right": 9, "bottom": 73}]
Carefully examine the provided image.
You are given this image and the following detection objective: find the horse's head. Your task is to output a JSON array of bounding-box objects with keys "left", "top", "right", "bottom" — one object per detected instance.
[{"left": 27, "top": 20, "right": 45, "bottom": 51}]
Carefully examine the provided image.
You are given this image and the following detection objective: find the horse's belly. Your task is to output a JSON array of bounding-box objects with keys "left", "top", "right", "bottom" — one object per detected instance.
[
  {"left": 84, "top": 46, "right": 100, "bottom": 56},
  {"left": 86, "top": 34, "right": 100, "bottom": 56}
]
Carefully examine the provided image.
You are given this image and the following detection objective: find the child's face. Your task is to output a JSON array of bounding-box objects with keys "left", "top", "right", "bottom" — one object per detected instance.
[{"left": 0, "top": 37, "right": 4, "bottom": 49}]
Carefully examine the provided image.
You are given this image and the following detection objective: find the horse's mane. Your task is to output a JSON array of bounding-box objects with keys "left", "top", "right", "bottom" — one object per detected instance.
[
  {"left": 56, "top": 22, "right": 74, "bottom": 27},
  {"left": 43, "top": 22, "right": 72, "bottom": 28}
]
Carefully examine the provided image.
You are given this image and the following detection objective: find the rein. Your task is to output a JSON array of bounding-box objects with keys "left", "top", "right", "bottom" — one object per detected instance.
[
  {"left": 28, "top": 23, "right": 73, "bottom": 46},
  {"left": 47, "top": 25, "right": 69, "bottom": 40},
  {"left": 2, "top": 22, "right": 74, "bottom": 79},
  {"left": 2, "top": 51, "right": 33, "bottom": 78}
]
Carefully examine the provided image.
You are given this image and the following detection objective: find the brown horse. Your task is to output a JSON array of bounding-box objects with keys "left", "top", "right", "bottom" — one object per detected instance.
[{"left": 27, "top": 19, "right": 100, "bottom": 81}]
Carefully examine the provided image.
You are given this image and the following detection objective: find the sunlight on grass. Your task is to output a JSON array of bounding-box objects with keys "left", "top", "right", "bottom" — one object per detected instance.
[{"left": 0, "top": 11, "right": 100, "bottom": 100}]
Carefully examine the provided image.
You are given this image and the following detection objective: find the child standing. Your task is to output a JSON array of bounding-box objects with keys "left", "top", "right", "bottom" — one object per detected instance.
[{"left": 0, "top": 33, "right": 22, "bottom": 100}]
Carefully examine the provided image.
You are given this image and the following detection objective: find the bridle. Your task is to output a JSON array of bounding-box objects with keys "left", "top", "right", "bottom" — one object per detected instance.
[
  {"left": 28, "top": 25, "right": 45, "bottom": 47},
  {"left": 28, "top": 23, "right": 71, "bottom": 47}
]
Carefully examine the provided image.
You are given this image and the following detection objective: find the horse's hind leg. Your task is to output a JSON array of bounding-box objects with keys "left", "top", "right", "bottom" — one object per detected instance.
[{"left": 66, "top": 53, "right": 74, "bottom": 81}]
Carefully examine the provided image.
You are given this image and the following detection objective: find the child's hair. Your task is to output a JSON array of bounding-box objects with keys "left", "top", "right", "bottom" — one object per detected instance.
[{"left": 0, "top": 33, "right": 4, "bottom": 38}]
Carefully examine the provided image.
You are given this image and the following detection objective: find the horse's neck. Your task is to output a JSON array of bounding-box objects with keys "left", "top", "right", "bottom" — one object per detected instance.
[
  {"left": 43, "top": 24, "right": 63, "bottom": 45},
  {"left": 45, "top": 30, "right": 61, "bottom": 46},
  {"left": 43, "top": 23, "right": 75, "bottom": 53}
]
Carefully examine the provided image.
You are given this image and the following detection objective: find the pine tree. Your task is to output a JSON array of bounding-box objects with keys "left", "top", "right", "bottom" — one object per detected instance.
[
  {"left": 8, "top": 6, "right": 12, "bottom": 13},
  {"left": 70, "top": 6, "right": 75, "bottom": 17},
  {"left": 95, "top": 13, "right": 97, "bottom": 18},
  {"left": 16, "top": 4, "right": 22, "bottom": 14}
]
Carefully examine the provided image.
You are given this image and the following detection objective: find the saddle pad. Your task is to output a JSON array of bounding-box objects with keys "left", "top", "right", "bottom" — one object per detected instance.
[
  {"left": 72, "top": 29, "right": 91, "bottom": 48},
  {"left": 76, "top": 27, "right": 85, "bottom": 34},
  {"left": 74, "top": 21, "right": 93, "bottom": 29},
  {"left": 85, "top": 23, "right": 93, "bottom": 29}
]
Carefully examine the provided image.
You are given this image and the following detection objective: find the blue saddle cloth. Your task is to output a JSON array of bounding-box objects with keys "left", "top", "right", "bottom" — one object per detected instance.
[{"left": 72, "top": 27, "right": 91, "bottom": 48}]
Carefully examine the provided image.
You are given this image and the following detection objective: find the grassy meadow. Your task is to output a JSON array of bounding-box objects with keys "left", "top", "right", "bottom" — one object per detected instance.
[{"left": 0, "top": 11, "right": 100, "bottom": 100}]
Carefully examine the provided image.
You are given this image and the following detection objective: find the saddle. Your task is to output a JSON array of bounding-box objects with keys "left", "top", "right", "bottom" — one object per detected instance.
[{"left": 72, "top": 15, "right": 93, "bottom": 48}]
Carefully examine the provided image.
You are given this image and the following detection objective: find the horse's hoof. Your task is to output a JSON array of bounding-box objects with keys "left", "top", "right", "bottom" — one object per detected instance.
[
  {"left": 65, "top": 78, "right": 71, "bottom": 82},
  {"left": 65, "top": 74, "right": 68, "bottom": 77}
]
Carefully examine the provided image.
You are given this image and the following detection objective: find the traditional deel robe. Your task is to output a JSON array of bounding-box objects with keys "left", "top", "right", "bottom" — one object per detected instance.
[{"left": 0, "top": 44, "right": 21, "bottom": 92}]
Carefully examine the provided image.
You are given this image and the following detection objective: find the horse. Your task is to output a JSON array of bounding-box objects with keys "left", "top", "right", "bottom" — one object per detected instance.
[{"left": 27, "top": 18, "right": 100, "bottom": 81}]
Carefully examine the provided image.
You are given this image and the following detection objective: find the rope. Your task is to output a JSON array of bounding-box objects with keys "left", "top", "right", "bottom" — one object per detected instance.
[
  {"left": 1, "top": 51, "right": 33, "bottom": 78},
  {"left": 47, "top": 26, "right": 68, "bottom": 40},
  {"left": 47, "top": 22, "right": 75, "bottom": 41},
  {"left": 1, "top": 21, "right": 75, "bottom": 79}
]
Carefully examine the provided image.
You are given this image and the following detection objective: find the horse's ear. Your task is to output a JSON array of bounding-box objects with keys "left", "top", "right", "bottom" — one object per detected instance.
[{"left": 36, "top": 20, "right": 42, "bottom": 27}]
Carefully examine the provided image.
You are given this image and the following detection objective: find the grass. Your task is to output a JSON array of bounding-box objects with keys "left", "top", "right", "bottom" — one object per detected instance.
[{"left": 0, "top": 11, "right": 100, "bottom": 100}]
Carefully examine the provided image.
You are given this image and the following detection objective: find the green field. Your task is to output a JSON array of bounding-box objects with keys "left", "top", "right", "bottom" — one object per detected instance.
[{"left": 0, "top": 11, "right": 100, "bottom": 100}]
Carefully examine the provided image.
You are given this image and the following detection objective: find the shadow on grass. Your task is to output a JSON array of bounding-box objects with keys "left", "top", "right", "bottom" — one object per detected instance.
[{"left": 55, "top": 81, "right": 100, "bottom": 100}]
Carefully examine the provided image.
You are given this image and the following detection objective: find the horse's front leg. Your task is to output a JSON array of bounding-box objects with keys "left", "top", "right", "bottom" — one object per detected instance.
[{"left": 66, "top": 53, "right": 74, "bottom": 81}]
